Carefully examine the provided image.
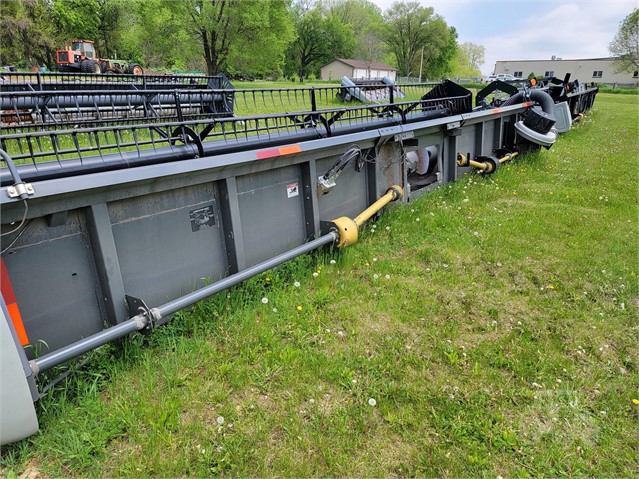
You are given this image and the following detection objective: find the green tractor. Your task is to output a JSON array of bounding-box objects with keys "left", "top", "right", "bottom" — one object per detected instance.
[{"left": 55, "top": 40, "right": 143, "bottom": 75}]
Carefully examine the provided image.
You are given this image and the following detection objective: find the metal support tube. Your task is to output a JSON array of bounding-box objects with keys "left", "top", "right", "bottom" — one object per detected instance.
[
  {"left": 32, "top": 316, "right": 146, "bottom": 375},
  {"left": 498, "top": 152, "right": 518, "bottom": 164},
  {"left": 353, "top": 185, "right": 403, "bottom": 226},
  {"left": 31, "top": 231, "right": 338, "bottom": 375}
]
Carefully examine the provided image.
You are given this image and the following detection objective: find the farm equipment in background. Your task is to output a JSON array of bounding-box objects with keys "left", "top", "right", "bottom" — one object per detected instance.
[{"left": 56, "top": 39, "right": 143, "bottom": 75}]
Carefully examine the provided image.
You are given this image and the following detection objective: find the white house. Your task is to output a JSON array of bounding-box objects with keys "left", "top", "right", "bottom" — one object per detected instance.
[
  {"left": 320, "top": 59, "right": 397, "bottom": 82},
  {"left": 494, "top": 57, "right": 638, "bottom": 85}
]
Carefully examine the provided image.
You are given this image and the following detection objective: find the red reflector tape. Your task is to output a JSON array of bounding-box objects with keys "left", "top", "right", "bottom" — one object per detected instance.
[
  {"left": 0, "top": 258, "right": 29, "bottom": 346},
  {"left": 522, "top": 102, "right": 533, "bottom": 107},
  {"left": 256, "top": 144, "right": 302, "bottom": 160},
  {"left": 491, "top": 108, "right": 503, "bottom": 114}
]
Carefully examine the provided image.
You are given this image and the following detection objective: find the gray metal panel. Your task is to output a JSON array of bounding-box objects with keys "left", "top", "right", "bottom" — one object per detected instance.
[
  {"left": 110, "top": 183, "right": 227, "bottom": 308},
  {"left": 317, "top": 154, "right": 369, "bottom": 221},
  {"left": 236, "top": 166, "right": 306, "bottom": 267},
  {"left": 3, "top": 213, "right": 105, "bottom": 354}
]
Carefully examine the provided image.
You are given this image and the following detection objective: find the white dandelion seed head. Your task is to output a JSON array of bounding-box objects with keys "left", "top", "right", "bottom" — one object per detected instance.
[
  {"left": 385, "top": 274, "right": 390, "bottom": 280},
  {"left": 294, "top": 281, "right": 301, "bottom": 287},
  {"left": 373, "top": 274, "right": 379, "bottom": 279},
  {"left": 330, "top": 259, "right": 336, "bottom": 264},
  {"left": 216, "top": 416, "right": 225, "bottom": 425},
  {"left": 312, "top": 272, "right": 319, "bottom": 277},
  {"left": 368, "top": 398, "right": 377, "bottom": 407},
  {"left": 272, "top": 307, "right": 278, "bottom": 313},
  {"left": 261, "top": 297, "right": 268, "bottom": 304}
]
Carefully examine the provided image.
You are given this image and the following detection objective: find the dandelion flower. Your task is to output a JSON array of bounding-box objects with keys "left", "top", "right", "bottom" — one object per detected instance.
[
  {"left": 632, "top": 399, "right": 639, "bottom": 405},
  {"left": 266, "top": 277, "right": 271, "bottom": 282},
  {"left": 313, "top": 272, "right": 319, "bottom": 277},
  {"left": 261, "top": 297, "right": 269, "bottom": 304},
  {"left": 297, "top": 305, "right": 302, "bottom": 311},
  {"left": 368, "top": 398, "right": 377, "bottom": 407},
  {"left": 330, "top": 259, "right": 336, "bottom": 264},
  {"left": 294, "top": 281, "right": 301, "bottom": 287}
]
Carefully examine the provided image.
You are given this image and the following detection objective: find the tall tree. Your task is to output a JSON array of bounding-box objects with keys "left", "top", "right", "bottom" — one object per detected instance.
[
  {"left": 609, "top": 8, "right": 639, "bottom": 73},
  {"left": 326, "top": 0, "right": 386, "bottom": 62},
  {"left": 287, "top": 7, "right": 355, "bottom": 80},
  {"left": 0, "top": 0, "right": 58, "bottom": 68},
  {"left": 382, "top": 1, "right": 455, "bottom": 78},
  {"left": 459, "top": 42, "right": 485, "bottom": 72},
  {"left": 176, "top": 0, "right": 293, "bottom": 76}
]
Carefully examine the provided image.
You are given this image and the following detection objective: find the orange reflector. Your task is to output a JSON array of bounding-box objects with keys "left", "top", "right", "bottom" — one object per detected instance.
[
  {"left": 530, "top": 78, "right": 537, "bottom": 86},
  {"left": 256, "top": 144, "right": 302, "bottom": 160},
  {"left": 1, "top": 258, "right": 29, "bottom": 346}
]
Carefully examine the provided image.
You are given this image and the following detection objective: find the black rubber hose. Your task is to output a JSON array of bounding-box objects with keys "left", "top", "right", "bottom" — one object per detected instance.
[{"left": 501, "top": 89, "right": 555, "bottom": 116}]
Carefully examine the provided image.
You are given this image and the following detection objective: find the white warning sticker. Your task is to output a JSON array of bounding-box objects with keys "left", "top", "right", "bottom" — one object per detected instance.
[{"left": 287, "top": 182, "right": 299, "bottom": 198}]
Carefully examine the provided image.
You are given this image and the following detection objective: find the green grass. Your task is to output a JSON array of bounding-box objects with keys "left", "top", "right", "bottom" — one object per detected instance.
[{"left": 1, "top": 93, "right": 637, "bottom": 477}]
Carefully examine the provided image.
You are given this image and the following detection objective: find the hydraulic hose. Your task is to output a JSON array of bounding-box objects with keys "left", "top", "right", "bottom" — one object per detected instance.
[{"left": 501, "top": 89, "right": 555, "bottom": 115}]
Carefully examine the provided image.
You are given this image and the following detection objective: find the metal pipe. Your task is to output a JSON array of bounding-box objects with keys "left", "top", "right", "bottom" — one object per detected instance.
[
  {"left": 332, "top": 185, "right": 403, "bottom": 248},
  {"left": 31, "top": 315, "right": 147, "bottom": 375},
  {"left": 498, "top": 152, "right": 518, "bottom": 164},
  {"left": 354, "top": 185, "right": 403, "bottom": 226},
  {"left": 31, "top": 231, "right": 338, "bottom": 375}
]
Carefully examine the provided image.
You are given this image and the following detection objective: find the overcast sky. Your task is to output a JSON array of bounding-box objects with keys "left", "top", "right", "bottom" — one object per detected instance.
[{"left": 368, "top": 0, "right": 636, "bottom": 75}]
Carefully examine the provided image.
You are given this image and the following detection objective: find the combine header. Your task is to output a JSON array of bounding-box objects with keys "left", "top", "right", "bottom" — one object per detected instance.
[{"left": 0, "top": 72, "right": 598, "bottom": 444}]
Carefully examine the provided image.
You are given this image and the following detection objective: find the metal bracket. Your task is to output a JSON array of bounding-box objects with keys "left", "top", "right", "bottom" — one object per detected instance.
[
  {"left": 393, "top": 131, "right": 414, "bottom": 142},
  {"left": 125, "top": 295, "right": 154, "bottom": 334},
  {"left": 6, "top": 183, "right": 35, "bottom": 198}
]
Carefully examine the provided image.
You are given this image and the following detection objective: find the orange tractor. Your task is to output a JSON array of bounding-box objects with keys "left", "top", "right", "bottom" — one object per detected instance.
[{"left": 56, "top": 40, "right": 144, "bottom": 75}]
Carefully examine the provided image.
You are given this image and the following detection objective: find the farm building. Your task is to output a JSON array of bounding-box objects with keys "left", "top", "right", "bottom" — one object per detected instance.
[
  {"left": 494, "top": 57, "right": 638, "bottom": 85},
  {"left": 320, "top": 59, "right": 397, "bottom": 82}
]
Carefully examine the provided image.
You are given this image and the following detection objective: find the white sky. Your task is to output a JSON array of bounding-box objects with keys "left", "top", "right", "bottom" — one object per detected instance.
[{"left": 369, "top": 0, "right": 637, "bottom": 75}]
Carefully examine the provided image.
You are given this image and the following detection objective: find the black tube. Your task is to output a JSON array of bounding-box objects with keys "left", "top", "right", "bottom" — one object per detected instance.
[{"left": 500, "top": 89, "right": 555, "bottom": 116}]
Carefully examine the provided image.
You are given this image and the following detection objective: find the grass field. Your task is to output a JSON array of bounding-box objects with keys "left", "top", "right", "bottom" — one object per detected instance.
[{"left": 1, "top": 92, "right": 637, "bottom": 478}]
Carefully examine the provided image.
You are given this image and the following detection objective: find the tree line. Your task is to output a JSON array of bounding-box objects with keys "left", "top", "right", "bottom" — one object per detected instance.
[{"left": 0, "top": 0, "right": 486, "bottom": 80}]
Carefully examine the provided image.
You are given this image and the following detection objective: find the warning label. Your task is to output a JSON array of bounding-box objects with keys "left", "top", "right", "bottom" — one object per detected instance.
[
  {"left": 287, "top": 182, "right": 299, "bottom": 198},
  {"left": 189, "top": 205, "right": 215, "bottom": 232}
]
